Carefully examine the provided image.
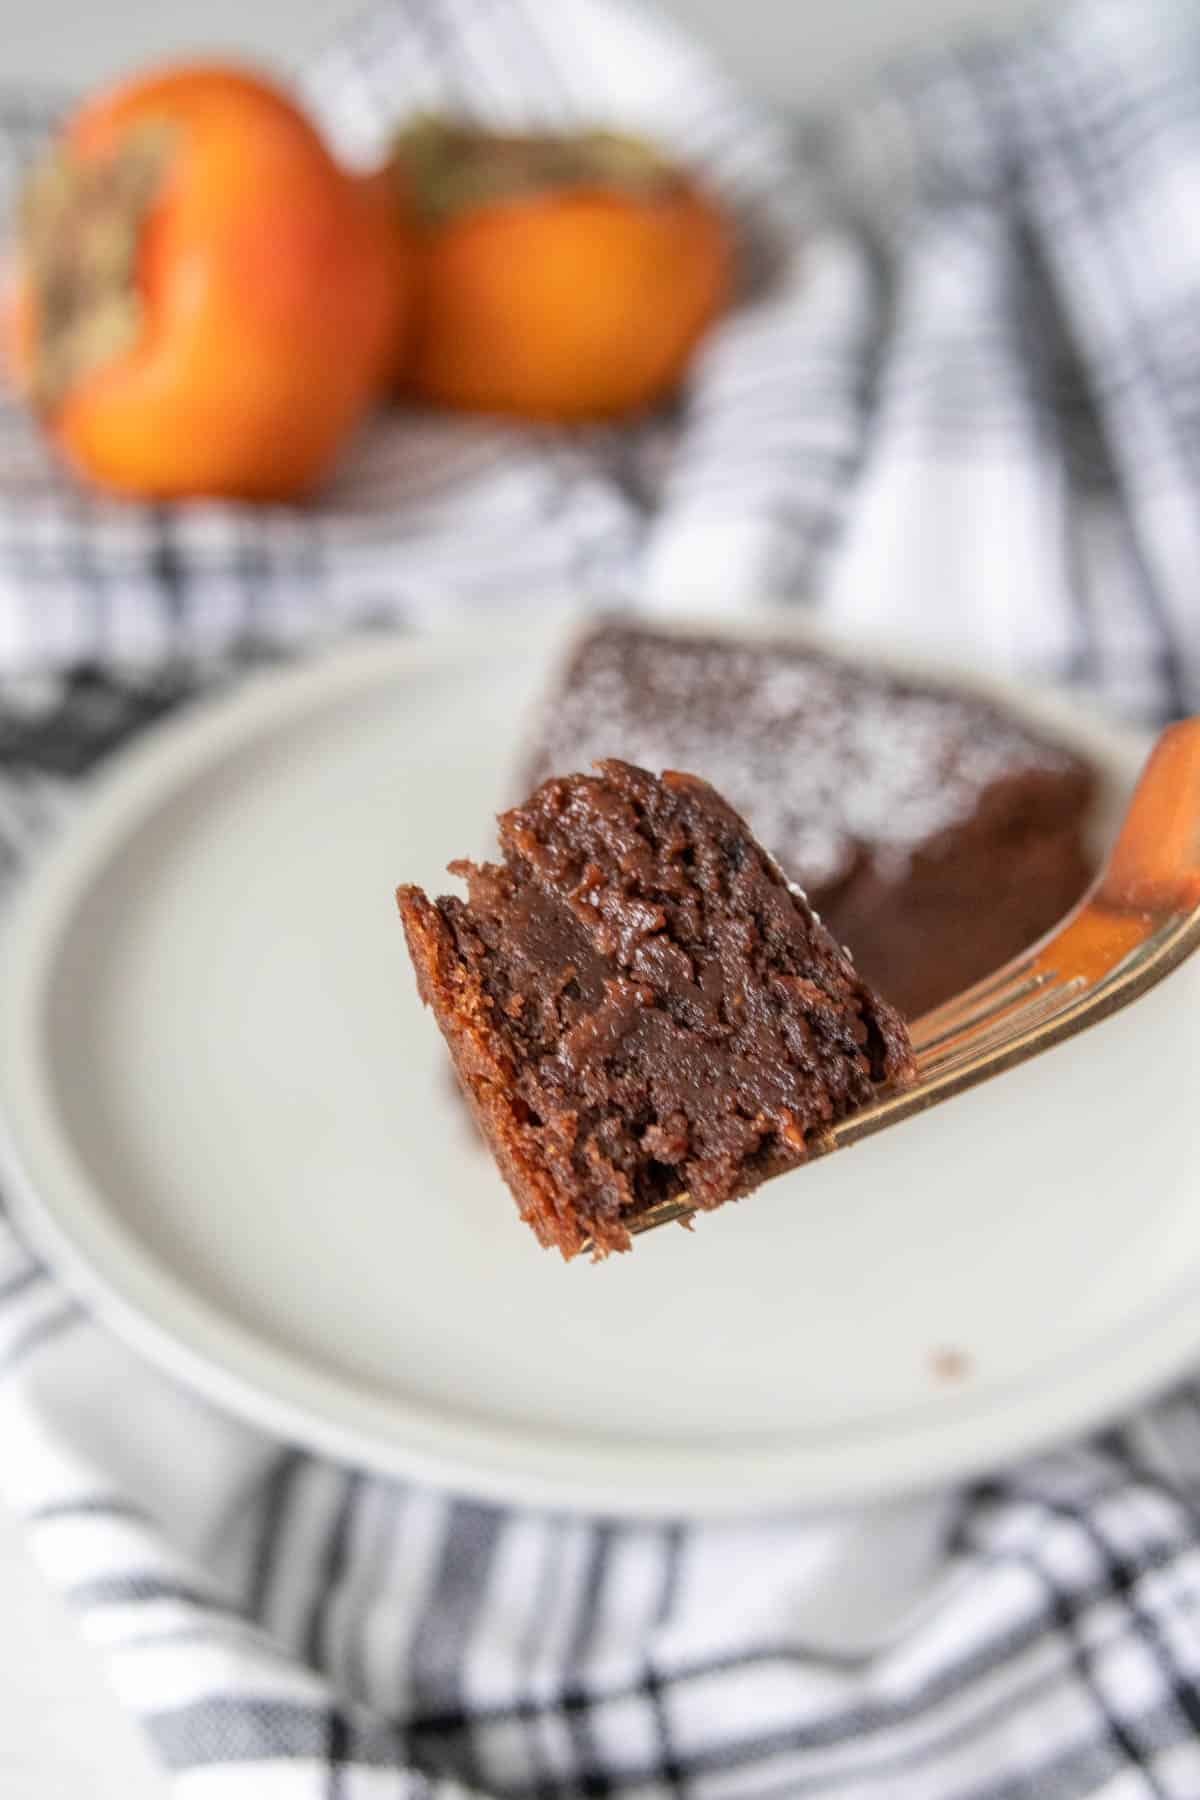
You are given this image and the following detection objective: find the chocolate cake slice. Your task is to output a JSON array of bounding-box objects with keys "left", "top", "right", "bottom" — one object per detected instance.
[
  {"left": 398, "top": 760, "right": 914, "bottom": 1257},
  {"left": 522, "top": 624, "right": 1096, "bottom": 1019}
]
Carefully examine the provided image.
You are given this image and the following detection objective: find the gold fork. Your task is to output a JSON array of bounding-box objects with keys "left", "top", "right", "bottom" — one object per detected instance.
[{"left": 612, "top": 717, "right": 1200, "bottom": 1246}]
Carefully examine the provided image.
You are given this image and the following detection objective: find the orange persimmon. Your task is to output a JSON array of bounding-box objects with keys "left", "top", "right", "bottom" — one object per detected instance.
[
  {"left": 9, "top": 64, "right": 409, "bottom": 501},
  {"left": 386, "top": 120, "right": 734, "bottom": 423}
]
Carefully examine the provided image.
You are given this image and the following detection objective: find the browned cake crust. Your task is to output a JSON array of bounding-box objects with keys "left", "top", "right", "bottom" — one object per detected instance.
[
  {"left": 398, "top": 760, "right": 914, "bottom": 1257},
  {"left": 521, "top": 624, "right": 1097, "bottom": 1019}
]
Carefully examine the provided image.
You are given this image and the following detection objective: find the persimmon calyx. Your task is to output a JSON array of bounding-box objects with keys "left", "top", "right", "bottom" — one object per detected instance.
[
  {"left": 19, "top": 119, "right": 174, "bottom": 415},
  {"left": 390, "top": 116, "right": 679, "bottom": 225}
]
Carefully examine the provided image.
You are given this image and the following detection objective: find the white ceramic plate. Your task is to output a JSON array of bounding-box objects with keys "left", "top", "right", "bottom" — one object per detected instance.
[{"left": 1, "top": 610, "right": 1189, "bottom": 1518}]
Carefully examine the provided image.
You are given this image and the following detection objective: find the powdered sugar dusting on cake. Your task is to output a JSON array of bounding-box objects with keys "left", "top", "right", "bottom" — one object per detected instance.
[{"left": 525, "top": 625, "right": 1084, "bottom": 890}]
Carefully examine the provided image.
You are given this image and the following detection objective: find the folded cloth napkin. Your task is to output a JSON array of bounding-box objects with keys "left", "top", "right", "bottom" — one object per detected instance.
[{"left": 4, "top": 0, "right": 1200, "bottom": 1795}]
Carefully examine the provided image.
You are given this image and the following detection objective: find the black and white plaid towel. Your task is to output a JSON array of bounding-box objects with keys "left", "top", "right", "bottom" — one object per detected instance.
[{"left": 3, "top": 0, "right": 1200, "bottom": 1794}]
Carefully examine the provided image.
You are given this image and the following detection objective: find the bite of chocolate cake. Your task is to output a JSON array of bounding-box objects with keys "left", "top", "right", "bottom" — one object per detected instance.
[{"left": 399, "top": 760, "right": 914, "bottom": 1256}]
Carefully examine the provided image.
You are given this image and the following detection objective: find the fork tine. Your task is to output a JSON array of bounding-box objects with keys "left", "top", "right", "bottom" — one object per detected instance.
[
  {"left": 913, "top": 968, "right": 1055, "bottom": 1056},
  {"left": 956, "top": 922, "right": 1178, "bottom": 1062},
  {"left": 917, "top": 975, "right": 1087, "bottom": 1078},
  {"left": 918, "top": 950, "right": 1041, "bottom": 1021}
]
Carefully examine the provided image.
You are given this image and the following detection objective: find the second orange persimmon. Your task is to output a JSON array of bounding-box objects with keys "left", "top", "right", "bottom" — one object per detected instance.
[{"left": 387, "top": 122, "right": 734, "bottom": 423}]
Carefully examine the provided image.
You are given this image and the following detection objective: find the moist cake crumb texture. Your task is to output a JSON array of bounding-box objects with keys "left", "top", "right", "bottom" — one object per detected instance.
[
  {"left": 399, "top": 759, "right": 914, "bottom": 1257},
  {"left": 522, "top": 624, "right": 1096, "bottom": 1018}
]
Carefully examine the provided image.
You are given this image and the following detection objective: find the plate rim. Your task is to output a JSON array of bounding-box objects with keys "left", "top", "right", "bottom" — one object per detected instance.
[{"left": 0, "top": 609, "right": 1176, "bottom": 1518}]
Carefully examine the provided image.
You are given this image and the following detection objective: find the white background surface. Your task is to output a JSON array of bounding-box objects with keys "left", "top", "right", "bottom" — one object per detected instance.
[
  {"left": 1, "top": 0, "right": 1032, "bottom": 105},
  {"left": 0, "top": 0, "right": 1032, "bottom": 1793}
]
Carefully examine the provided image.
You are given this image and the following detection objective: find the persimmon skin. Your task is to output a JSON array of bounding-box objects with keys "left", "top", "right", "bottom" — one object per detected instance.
[
  {"left": 13, "top": 65, "right": 409, "bottom": 502},
  {"left": 402, "top": 181, "right": 734, "bottom": 423}
]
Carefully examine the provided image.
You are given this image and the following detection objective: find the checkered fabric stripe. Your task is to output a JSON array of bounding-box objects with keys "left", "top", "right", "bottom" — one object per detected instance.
[{"left": 3, "top": 0, "right": 1200, "bottom": 1795}]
